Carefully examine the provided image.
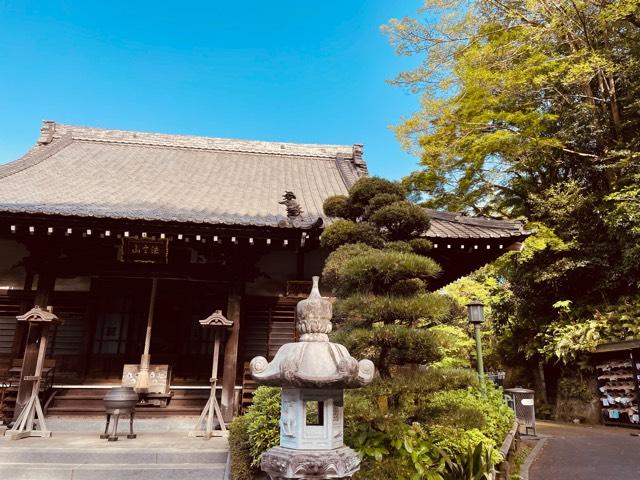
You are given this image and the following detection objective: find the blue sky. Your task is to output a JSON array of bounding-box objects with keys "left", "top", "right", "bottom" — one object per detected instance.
[{"left": 0, "top": 1, "right": 424, "bottom": 179}]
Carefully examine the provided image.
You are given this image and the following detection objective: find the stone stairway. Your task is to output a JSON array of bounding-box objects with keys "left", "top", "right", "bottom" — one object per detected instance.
[{"left": 0, "top": 432, "right": 229, "bottom": 480}]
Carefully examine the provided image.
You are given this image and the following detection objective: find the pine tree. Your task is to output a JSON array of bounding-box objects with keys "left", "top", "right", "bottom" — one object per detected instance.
[{"left": 321, "top": 177, "right": 453, "bottom": 377}]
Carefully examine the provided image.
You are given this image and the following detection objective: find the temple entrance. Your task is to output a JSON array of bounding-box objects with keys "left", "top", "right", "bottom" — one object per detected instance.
[
  {"left": 149, "top": 279, "right": 227, "bottom": 381},
  {"left": 86, "top": 278, "right": 227, "bottom": 383},
  {"left": 88, "top": 278, "right": 149, "bottom": 379}
]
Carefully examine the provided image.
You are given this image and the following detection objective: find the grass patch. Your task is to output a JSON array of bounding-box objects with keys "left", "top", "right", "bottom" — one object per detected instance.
[{"left": 508, "top": 443, "right": 532, "bottom": 479}]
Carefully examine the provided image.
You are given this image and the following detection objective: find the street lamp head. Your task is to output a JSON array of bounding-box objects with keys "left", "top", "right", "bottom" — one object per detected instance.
[{"left": 466, "top": 300, "right": 485, "bottom": 325}]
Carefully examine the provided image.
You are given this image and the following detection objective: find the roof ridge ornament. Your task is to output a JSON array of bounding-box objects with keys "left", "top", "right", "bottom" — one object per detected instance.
[
  {"left": 278, "top": 191, "right": 324, "bottom": 229},
  {"left": 37, "top": 120, "right": 56, "bottom": 145},
  {"left": 280, "top": 191, "right": 303, "bottom": 219}
]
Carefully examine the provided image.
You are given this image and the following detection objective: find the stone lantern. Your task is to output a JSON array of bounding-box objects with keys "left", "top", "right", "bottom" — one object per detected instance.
[{"left": 250, "top": 276, "right": 374, "bottom": 479}]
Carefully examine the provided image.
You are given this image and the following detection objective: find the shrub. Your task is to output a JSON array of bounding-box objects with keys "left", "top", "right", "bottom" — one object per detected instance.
[
  {"left": 409, "top": 238, "right": 434, "bottom": 255},
  {"left": 324, "top": 249, "right": 442, "bottom": 296},
  {"left": 333, "top": 325, "right": 444, "bottom": 375},
  {"left": 420, "top": 389, "right": 489, "bottom": 431},
  {"left": 343, "top": 370, "right": 512, "bottom": 478},
  {"left": 383, "top": 240, "right": 414, "bottom": 253},
  {"left": 363, "top": 192, "right": 405, "bottom": 218},
  {"left": 369, "top": 201, "right": 431, "bottom": 240},
  {"left": 228, "top": 415, "right": 255, "bottom": 480},
  {"left": 348, "top": 177, "right": 406, "bottom": 216},
  {"left": 334, "top": 293, "right": 452, "bottom": 327},
  {"left": 442, "top": 441, "right": 497, "bottom": 479},
  {"left": 557, "top": 376, "right": 594, "bottom": 402},
  {"left": 244, "top": 386, "right": 281, "bottom": 467},
  {"left": 430, "top": 425, "right": 493, "bottom": 458},
  {"left": 231, "top": 371, "right": 511, "bottom": 480},
  {"left": 390, "top": 278, "right": 427, "bottom": 296},
  {"left": 323, "top": 195, "right": 350, "bottom": 218},
  {"left": 429, "top": 325, "right": 474, "bottom": 369},
  {"left": 320, "top": 220, "right": 383, "bottom": 250}
]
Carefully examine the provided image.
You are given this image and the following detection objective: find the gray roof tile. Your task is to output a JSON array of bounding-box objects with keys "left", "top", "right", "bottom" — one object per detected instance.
[
  {"left": 0, "top": 122, "right": 366, "bottom": 228},
  {"left": 0, "top": 122, "right": 527, "bottom": 240},
  {"left": 425, "top": 209, "right": 529, "bottom": 239}
]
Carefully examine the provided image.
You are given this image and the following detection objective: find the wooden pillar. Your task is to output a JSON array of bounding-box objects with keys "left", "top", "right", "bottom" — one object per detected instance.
[
  {"left": 296, "top": 248, "right": 305, "bottom": 279},
  {"left": 221, "top": 289, "right": 242, "bottom": 422},
  {"left": 13, "top": 270, "right": 56, "bottom": 421},
  {"left": 10, "top": 268, "right": 35, "bottom": 359},
  {"left": 78, "top": 278, "right": 100, "bottom": 381}
]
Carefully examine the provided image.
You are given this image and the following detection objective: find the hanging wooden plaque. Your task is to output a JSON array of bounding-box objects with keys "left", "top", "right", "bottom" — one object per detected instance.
[{"left": 121, "top": 237, "right": 169, "bottom": 264}]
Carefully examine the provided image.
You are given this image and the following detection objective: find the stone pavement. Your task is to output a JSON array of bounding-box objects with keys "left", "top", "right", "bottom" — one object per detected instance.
[
  {"left": 0, "top": 431, "right": 229, "bottom": 479},
  {"left": 528, "top": 421, "right": 640, "bottom": 480}
]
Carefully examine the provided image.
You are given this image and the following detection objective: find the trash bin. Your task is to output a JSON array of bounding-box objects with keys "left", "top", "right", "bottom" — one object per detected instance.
[{"left": 505, "top": 387, "right": 536, "bottom": 435}]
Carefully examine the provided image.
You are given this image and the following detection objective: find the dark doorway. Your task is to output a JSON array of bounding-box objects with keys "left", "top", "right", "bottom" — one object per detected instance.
[
  {"left": 88, "top": 278, "right": 150, "bottom": 379},
  {"left": 151, "top": 279, "right": 227, "bottom": 381},
  {"left": 87, "top": 278, "right": 227, "bottom": 383}
]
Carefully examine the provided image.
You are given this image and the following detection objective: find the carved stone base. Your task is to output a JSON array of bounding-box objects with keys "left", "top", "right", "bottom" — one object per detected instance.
[{"left": 261, "top": 446, "right": 361, "bottom": 479}]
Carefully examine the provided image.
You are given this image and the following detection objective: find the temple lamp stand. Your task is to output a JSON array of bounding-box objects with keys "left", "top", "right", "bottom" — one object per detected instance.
[
  {"left": 6, "top": 306, "right": 61, "bottom": 440},
  {"left": 189, "top": 310, "right": 233, "bottom": 439},
  {"left": 467, "top": 300, "right": 486, "bottom": 396}
]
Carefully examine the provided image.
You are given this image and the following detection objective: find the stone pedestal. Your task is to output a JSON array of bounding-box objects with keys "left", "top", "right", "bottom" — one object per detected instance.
[{"left": 261, "top": 446, "right": 361, "bottom": 480}]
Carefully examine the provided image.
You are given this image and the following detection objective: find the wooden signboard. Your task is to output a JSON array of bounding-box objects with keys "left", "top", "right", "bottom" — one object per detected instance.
[
  {"left": 122, "top": 364, "right": 171, "bottom": 394},
  {"left": 120, "top": 237, "right": 168, "bottom": 264}
]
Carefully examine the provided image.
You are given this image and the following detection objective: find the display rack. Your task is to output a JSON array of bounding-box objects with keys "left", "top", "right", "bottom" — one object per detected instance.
[{"left": 594, "top": 340, "right": 640, "bottom": 428}]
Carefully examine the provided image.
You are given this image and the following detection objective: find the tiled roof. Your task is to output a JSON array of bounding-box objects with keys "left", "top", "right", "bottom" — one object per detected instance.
[
  {"left": 0, "top": 121, "right": 367, "bottom": 228},
  {"left": 426, "top": 210, "right": 528, "bottom": 239},
  {"left": 0, "top": 122, "right": 527, "bottom": 240}
]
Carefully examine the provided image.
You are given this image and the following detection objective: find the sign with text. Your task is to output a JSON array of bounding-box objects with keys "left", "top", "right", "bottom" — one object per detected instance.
[
  {"left": 121, "top": 237, "right": 168, "bottom": 264},
  {"left": 122, "top": 364, "right": 171, "bottom": 394}
]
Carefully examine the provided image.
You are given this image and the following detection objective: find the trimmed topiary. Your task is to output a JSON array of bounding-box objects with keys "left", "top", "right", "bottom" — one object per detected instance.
[
  {"left": 320, "top": 219, "right": 383, "bottom": 250},
  {"left": 363, "top": 192, "right": 405, "bottom": 219},
  {"left": 409, "top": 238, "right": 433, "bottom": 255},
  {"left": 348, "top": 177, "right": 406, "bottom": 216},
  {"left": 324, "top": 249, "right": 441, "bottom": 296},
  {"left": 383, "top": 241, "right": 413, "bottom": 253},
  {"left": 333, "top": 293, "right": 452, "bottom": 327},
  {"left": 369, "top": 201, "right": 431, "bottom": 240},
  {"left": 323, "top": 195, "right": 350, "bottom": 218},
  {"left": 228, "top": 415, "right": 256, "bottom": 480},
  {"left": 390, "top": 278, "right": 426, "bottom": 296}
]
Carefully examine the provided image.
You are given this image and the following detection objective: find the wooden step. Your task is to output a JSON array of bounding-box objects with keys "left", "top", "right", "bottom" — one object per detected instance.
[{"left": 47, "top": 406, "right": 204, "bottom": 416}]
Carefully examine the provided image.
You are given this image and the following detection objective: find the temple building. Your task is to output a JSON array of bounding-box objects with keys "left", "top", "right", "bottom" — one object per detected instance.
[{"left": 0, "top": 121, "right": 528, "bottom": 422}]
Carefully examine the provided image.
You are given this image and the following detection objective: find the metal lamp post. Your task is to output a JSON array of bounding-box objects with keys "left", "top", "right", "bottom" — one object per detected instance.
[{"left": 467, "top": 300, "right": 486, "bottom": 395}]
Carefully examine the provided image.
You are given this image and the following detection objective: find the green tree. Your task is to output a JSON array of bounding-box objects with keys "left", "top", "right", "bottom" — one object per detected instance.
[
  {"left": 385, "top": 0, "right": 640, "bottom": 380},
  {"left": 322, "top": 177, "right": 459, "bottom": 376}
]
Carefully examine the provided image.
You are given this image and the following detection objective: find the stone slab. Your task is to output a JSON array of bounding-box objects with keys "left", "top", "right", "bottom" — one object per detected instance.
[
  {"left": 0, "top": 431, "right": 228, "bottom": 451},
  {"left": 0, "top": 463, "right": 226, "bottom": 480},
  {"left": 0, "top": 448, "right": 227, "bottom": 464}
]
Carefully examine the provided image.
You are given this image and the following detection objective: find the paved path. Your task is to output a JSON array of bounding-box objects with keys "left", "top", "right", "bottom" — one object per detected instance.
[{"left": 529, "top": 421, "right": 640, "bottom": 480}]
